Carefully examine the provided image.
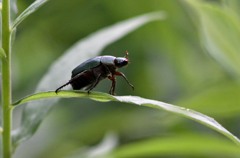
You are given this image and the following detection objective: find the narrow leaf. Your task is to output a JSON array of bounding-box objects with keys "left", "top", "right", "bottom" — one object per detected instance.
[
  {"left": 0, "top": 48, "right": 6, "bottom": 58},
  {"left": 67, "top": 132, "right": 118, "bottom": 158},
  {"left": 12, "top": 91, "right": 114, "bottom": 106},
  {"left": 184, "top": 0, "right": 240, "bottom": 77},
  {"left": 13, "top": 91, "right": 240, "bottom": 145},
  {"left": 11, "top": 0, "right": 49, "bottom": 30},
  {"left": 107, "top": 134, "right": 240, "bottom": 158},
  {"left": 178, "top": 82, "right": 240, "bottom": 117},
  {"left": 222, "top": 0, "right": 240, "bottom": 16},
  {"left": 114, "top": 96, "right": 240, "bottom": 145},
  {"left": 12, "top": 12, "right": 166, "bottom": 147},
  {"left": 10, "top": 0, "right": 18, "bottom": 22}
]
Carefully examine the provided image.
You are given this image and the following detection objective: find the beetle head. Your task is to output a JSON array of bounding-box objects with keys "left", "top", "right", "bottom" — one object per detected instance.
[
  {"left": 114, "top": 57, "right": 128, "bottom": 68},
  {"left": 114, "top": 51, "right": 130, "bottom": 68}
]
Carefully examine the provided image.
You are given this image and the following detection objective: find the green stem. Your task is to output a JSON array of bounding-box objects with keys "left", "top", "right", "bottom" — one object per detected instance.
[{"left": 1, "top": 0, "right": 12, "bottom": 157}]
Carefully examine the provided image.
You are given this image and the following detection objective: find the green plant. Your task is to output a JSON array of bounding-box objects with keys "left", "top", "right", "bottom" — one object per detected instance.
[{"left": 1, "top": 0, "right": 240, "bottom": 158}]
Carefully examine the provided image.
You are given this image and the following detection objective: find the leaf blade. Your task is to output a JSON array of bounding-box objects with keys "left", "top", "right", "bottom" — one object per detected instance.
[
  {"left": 0, "top": 48, "right": 6, "bottom": 59},
  {"left": 114, "top": 96, "right": 240, "bottom": 145},
  {"left": 12, "top": 91, "right": 115, "bottom": 106},
  {"left": 13, "top": 91, "right": 240, "bottom": 145},
  {"left": 11, "top": 0, "right": 49, "bottom": 29},
  {"left": 184, "top": 0, "right": 240, "bottom": 77},
  {"left": 108, "top": 134, "right": 240, "bottom": 158}
]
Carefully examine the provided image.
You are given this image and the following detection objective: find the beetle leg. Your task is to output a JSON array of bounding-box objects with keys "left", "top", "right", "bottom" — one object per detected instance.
[
  {"left": 108, "top": 75, "right": 116, "bottom": 95},
  {"left": 86, "top": 73, "right": 102, "bottom": 94},
  {"left": 55, "top": 74, "right": 80, "bottom": 93},
  {"left": 115, "top": 71, "right": 134, "bottom": 90},
  {"left": 55, "top": 71, "right": 86, "bottom": 93},
  {"left": 55, "top": 81, "right": 71, "bottom": 93}
]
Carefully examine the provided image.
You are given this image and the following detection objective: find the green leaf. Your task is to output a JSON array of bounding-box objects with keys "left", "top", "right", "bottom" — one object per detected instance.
[
  {"left": 10, "top": 0, "right": 18, "bottom": 21},
  {"left": 12, "top": 91, "right": 114, "bottom": 106},
  {"left": 177, "top": 82, "right": 240, "bottom": 118},
  {"left": 49, "top": 132, "right": 118, "bottom": 158},
  {"left": 107, "top": 134, "right": 240, "bottom": 158},
  {"left": 13, "top": 91, "right": 240, "bottom": 145},
  {"left": 11, "top": 0, "right": 49, "bottom": 30},
  {"left": 222, "top": 0, "right": 240, "bottom": 16},
  {"left": 0, "top": 48, "right": 6, "bottom": 59},
  {"left": 184, "top": 0, "right": 240, "bottom": 77},
  {"left": 12, "top": 12, "right": 166, "bottom": 148}
]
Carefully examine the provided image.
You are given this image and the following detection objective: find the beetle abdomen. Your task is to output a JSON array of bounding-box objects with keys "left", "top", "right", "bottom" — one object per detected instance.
[{"left": 70, "top": 71, "right": 96, "bottom": 90}]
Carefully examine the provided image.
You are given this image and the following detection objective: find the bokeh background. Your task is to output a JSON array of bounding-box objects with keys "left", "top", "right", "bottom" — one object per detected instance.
[{"left": 9, "top": 0, "right": 240, "bottom": 157}]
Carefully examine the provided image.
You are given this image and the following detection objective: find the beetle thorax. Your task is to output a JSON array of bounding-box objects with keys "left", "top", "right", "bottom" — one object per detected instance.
[{"left": 100, "top": 56, "right": 116, "bottom": 65}]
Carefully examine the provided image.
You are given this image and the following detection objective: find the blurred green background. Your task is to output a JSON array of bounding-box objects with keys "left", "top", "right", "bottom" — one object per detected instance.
[{"left": 11, "top": 0, "right": 240, "bottom": 157}]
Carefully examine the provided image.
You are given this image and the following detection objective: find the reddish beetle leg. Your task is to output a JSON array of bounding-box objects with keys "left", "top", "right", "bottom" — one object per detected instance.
[{"left": 108, "top": 71, "right": 134, "bottom": 95}]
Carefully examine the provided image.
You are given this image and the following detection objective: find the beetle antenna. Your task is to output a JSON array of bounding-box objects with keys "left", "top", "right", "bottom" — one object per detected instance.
[
  {"left": 55, "top": 81, "right": 70, "bottom": 94},
  {"left": 124, "top": 51, "right": 129, "bottom": 59}
]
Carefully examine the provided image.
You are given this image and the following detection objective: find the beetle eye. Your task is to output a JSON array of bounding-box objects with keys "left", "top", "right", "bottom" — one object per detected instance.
[{"left": 114, "top": 58, "right": 128, "bottom": 68}]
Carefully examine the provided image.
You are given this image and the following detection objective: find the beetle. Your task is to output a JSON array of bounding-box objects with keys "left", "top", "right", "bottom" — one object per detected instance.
[{"left": 55, "top": 51, "right": 134, "bottom": 95}]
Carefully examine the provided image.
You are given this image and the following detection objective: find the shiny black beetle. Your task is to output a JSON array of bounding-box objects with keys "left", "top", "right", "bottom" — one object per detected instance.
[{"left": 55, "top": 51, "right": 134, "bottom": 95}]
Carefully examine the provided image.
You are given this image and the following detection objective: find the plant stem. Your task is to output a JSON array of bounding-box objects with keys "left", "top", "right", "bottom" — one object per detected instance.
[{"left": 1, "top": 0, "right": 12, "bottom": 157}]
